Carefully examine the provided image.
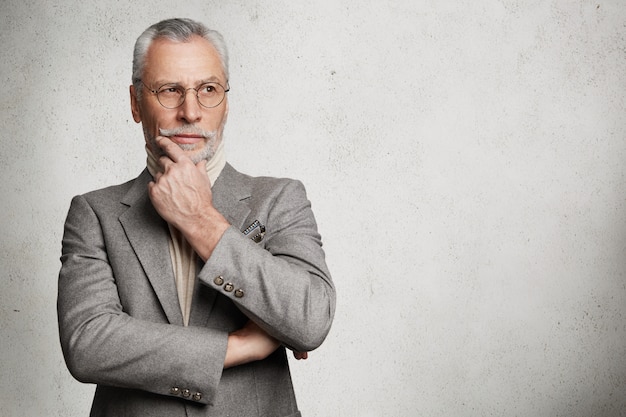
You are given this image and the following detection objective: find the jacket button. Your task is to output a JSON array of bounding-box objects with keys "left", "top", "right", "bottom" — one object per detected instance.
[
  {"left": 192, "top": 392, "right": 202, "bottom": 401},
  {"left": 234, "top": 289, "right": 244, "bottom": 298},
  {"left": 214, "top": 276, "right": 224, "bottom": 286},
  {"left": 224, "top": 283, "right": 234, "bottom": 292},
  {"left": 182, "top": 389, "right": 191, "bottom": 398},
  {"left": 170, "top": 387, "right": 180, "bottom": 395}
]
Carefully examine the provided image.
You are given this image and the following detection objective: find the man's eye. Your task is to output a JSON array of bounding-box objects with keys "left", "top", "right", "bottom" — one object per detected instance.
[
  {"left": 201, "top": 85, "right": 216, "bottom": 93},
  {"left": 159, "top": 86, "right": 181, "bottom": 95}
]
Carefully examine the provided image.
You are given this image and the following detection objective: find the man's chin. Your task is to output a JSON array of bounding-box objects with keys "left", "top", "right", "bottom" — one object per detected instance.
[
  {"left": 147, "top": 136, "right": 216, "bottom": 164},
  {"left": 187, "top": 146, "right": 215, "bottom": 164},
  {"left": 178, "top": 143, "right": 198, "bottom": 152}
]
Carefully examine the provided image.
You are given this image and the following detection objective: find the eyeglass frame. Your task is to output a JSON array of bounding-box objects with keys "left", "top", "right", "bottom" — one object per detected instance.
[{"left": 138, "top": 79, "right": 230, "bottom": 109}]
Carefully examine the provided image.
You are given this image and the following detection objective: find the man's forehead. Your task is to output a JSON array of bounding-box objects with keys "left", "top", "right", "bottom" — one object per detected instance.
[{"left": 143, "top": 36, "right": 226, "bottom": 82}]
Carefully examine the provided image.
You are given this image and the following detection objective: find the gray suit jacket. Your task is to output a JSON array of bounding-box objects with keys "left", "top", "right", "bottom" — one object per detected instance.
[{"left": 58, "top": 163, "right": 335, "bottom": 417}]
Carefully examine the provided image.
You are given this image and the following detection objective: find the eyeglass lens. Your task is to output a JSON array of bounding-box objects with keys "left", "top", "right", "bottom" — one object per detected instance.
[{"left": 157, "top": 83, "right": 227, "bottom": 109}]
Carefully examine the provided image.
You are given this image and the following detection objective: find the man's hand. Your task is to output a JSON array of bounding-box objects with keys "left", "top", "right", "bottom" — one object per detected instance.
[
  {"left": 147, "top": 136, "right": 230, "bottom": 261},
  {"left": 293, "top": 351, "right": 309, "bottom": 360},
  {"left": 224, "top": 321, "right": 281, "bottom": 368}
]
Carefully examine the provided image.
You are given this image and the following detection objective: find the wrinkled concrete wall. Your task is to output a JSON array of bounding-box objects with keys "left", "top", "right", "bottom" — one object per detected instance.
[{"left": 1, "top": 1, "right": 625, "bottom": 416}]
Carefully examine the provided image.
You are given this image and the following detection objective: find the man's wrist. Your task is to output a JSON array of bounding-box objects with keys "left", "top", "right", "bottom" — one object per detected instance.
[
  {"left": 183, "top": 213, "right": 230, "bottom": 261},
  {"left": 224, "top": 330, "right": 257, "bottom": 368}
]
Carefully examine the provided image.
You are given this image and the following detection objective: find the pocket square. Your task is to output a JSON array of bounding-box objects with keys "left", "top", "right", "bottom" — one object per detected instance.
[{"left": 242, "top": 220, "right": 266, "bottom": 243}]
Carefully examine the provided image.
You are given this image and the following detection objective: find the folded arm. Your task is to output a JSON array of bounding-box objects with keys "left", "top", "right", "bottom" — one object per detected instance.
[{"left": 199, "top": 179, "right": 336, "bottom": 353}]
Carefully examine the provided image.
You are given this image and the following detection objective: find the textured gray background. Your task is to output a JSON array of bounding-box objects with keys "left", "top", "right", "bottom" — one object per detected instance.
[{"left": 2, "top": 1, "right": 626, "bottom": 416}]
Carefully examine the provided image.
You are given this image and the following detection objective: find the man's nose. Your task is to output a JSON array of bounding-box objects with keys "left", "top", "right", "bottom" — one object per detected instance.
[{"left": 177, "top": 89, "right": 202, "bottom": 123}]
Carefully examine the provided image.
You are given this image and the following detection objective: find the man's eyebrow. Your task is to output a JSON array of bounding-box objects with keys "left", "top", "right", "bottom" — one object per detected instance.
[{"left": 150, "top": 79, "right": 179, "bottom": 87}]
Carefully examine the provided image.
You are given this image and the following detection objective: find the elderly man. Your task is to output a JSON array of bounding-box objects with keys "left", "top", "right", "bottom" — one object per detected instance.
[{"left": 58, "top": 18, "right": 335, "bottom": 417}]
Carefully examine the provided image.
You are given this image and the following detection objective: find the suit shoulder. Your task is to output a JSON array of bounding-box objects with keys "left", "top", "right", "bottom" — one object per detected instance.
[
  {"left": 76, "top": 170, "right": 148, "bottom": 208},
  {"left": 81, "top": 179, "right": 135, "bottom": 202},
  {"left": 226, "top": 164, "right": 304, "bottom": 193}
]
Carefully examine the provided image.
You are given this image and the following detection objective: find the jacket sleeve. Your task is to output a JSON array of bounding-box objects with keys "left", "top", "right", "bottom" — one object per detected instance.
[
  {"left": 57, "top": 194, "right": 225, "bottom": 405},
  {"left": 198, "top": 179, "right": 336, "bottom": 352}
]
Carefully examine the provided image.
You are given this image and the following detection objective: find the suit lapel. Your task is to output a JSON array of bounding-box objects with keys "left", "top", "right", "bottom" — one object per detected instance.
[
  {"left": 188, "top": 163, "right": 252, "bottom": 327},
  {"left": 211, "top": 163, "right": 252, "bottom": 229},
  {"left": 118, "top": 170, "right": 184, "bottom": 326}
]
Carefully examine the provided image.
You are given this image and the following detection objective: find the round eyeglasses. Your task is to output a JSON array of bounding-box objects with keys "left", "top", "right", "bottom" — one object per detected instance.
[{"left": 140, "top": 80, "right": 230, "bottom": 109}]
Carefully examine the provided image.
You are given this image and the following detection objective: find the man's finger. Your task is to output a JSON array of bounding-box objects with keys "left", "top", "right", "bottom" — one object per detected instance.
[
  {"left": 158, "top": 154, "right": 175, "bottom": 172},
  {"left": 196, "top": 159, "right": 208, "bottom": 175},
  {"left": 156, "top": 136, "right": 186, "bottom": 163}
]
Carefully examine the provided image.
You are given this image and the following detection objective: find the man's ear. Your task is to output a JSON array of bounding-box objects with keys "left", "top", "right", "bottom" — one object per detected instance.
[{"left": 130, "top": 85, "right": 141, "bottom": 123}]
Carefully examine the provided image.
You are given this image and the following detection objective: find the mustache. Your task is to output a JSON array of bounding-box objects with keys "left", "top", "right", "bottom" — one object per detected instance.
[{"left": 159, "top": 125, "right": 217, "bottom": 139}]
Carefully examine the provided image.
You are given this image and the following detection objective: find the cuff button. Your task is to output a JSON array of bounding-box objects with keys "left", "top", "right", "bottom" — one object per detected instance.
[
  {"left": 192, "top": 392, "right": 202, "bottom": 401},
  {"left": 224, "top": 283, "right": 234, "bottom": 292},
  {"left": 182, "top": 389, "right": 191, "bottom": 398},
  {"left": 234, "top": 289, "right": 244, "bottom": 298},
  {"left": 170, "top": 387, "right": 180, "bottom": 395},
  {"left": 214, "top": 276, "right": 224, "bottom": 286}
]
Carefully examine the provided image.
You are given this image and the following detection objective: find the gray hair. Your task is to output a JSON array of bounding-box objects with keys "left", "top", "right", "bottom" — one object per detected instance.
[{"left": 132, "top": 18, "right": 229, "bottom": 95}]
